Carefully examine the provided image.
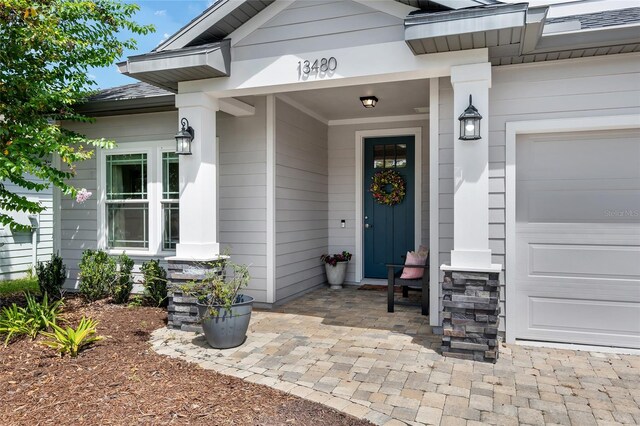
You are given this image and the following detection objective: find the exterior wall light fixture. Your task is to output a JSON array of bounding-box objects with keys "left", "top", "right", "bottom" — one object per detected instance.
[
  {"left": 458, "top": 95, "right": 482, "bottom": 140},
  {"left": 360, "top": 96, "right": 378, "bottom": 108},
  {"left": 175, "top": 118, "right": 194, "bottom": 155}
]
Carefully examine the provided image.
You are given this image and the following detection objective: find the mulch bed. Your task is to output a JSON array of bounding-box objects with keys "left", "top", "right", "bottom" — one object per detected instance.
[{"left": 0, "top": 295, "right": 372, "bottom": 425}]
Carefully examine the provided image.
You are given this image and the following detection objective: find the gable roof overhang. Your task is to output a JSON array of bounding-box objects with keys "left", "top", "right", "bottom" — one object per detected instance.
[
  {"left": 117, "top": 40, "right": 231, "bottom": 93},
  {"left": 405, "top": 4, "right": 640, "bottom": 65}
]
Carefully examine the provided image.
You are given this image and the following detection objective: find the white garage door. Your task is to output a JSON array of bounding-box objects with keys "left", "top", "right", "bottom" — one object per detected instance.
[{"left": 515, "top": 129, "right": 640, "bottom": 349}]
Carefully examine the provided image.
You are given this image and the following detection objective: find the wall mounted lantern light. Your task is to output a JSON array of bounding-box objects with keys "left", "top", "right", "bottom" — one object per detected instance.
[
  {"left": 174, "top": 118, "right": 194, "bottom": 155},
  {"left": 360, "top": 96, "right": 378, "bottom": 108},
  {"left": 458, "top": 95, "right": 482, "bottom": 140}
]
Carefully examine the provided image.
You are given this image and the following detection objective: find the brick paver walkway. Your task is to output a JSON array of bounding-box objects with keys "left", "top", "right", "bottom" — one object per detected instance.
[{"left": 150, "top": 287, "right": 640, "bottom": 425}]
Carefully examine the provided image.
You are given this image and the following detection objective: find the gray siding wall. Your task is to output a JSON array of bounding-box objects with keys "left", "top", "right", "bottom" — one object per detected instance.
[
  {"left": 0, "top": 180, "right": 53, "bottom": 279},
  {"left": 61, "top": 111, "right": 178, "bottom": 288},
  {"left": 218, "top": 97, "right": 268, "bottom": 302},
  {"left": 328, "top": 120, "right": 430, "bottom": 284},
  {"left": 233, "top": 0, "right": 404, "bottom": 61},
  {"left": 437, "top": 53, "right": 640, "bottom": 329},
  {"left": 275, "top": 99, "right": 328, "bottom": 301}
]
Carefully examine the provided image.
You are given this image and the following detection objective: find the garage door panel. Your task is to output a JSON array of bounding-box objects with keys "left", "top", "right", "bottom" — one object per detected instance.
[
  {"left": 527, "top": 243, "right": 640, "bottom": 279},
  {"left": 527, "top": 297, "right": 640, "bottom": 348},
  {"left": 514, "top": 129, "right": 640, "bottom": 349},
  {"left": 517, "top": 129, "right": 640, "bottom": 181},
  {"left": 524, "top": 188, "right": 640, "bottom": 224},
  {"left": 517, "top": 279, "right": 640, "bottom": 303}
]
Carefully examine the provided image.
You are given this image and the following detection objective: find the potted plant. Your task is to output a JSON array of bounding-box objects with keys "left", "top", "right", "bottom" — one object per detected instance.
[
  {"left": 182, "top": 261, "right": 252, "bottom": 349},
  {"left": 321, "top": 251, "right": 352, "bottom": 289}
]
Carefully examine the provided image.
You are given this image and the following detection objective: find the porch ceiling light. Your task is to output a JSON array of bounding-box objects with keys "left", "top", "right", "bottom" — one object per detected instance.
[
  {"left": 458, "top": 95, "right": 482, "bottom": 141},
  {"left": 360, "top": 96, "right": 378, "bottom": 108},
  {"left": 175, "top": 118, "right": 194, "bottom": 155}
]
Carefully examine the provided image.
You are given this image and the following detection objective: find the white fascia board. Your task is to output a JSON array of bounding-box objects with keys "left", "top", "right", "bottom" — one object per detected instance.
[
  {"left": 157, "top": 0, "right": 244, "bottom": 51},
  {"left": 179, "top": 43, "right": 489, "bottom": 98},
  {"left": 219, "top": 97, "right": 256, "bottom": 117},
  {"left": 520, "top": 5, "right": 548, "bottom": 55},
  {"left": 405, "top": 9, "right": 526, "bottom": 41},
  {"left": 228, "top": 0, "right": 295, "bottom": 47},
  {"left": 126, "top": 47, "right": 228, "bottom": 76},
  {"left": 534, "top": 24, "right": 640, "bottom": 53},
  {"left": 352, "top": 0, "right": 418, "bottom": 19}
]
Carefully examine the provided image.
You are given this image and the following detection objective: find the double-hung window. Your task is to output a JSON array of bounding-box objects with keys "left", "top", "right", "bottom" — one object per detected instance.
[
  {"left": 102, "top": 144, "right": 179, "bottom": 254},
  {"left": 106, "top": 153, "right": 149, "bottom": 249}
]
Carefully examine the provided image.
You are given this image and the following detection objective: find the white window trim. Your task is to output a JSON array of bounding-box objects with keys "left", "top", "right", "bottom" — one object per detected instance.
[
  {"left": 355, "top": 127, "right": 423, "bottom": 283},
  {"left": 98, "top": 141, "right": 175, "bottom": 257}
]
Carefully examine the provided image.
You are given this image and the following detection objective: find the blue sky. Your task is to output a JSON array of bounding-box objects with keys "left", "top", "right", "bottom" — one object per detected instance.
[{"left": 91, "top": 1, "right": 214, "bottom": 89}]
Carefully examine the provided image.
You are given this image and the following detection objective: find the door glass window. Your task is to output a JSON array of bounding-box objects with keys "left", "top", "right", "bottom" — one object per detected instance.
[
  {"left": 396, "top": 144, "right": 407, "bottom": 168},
  {"left": 374, "top": 145, "right": 385, "bottom": 168},
  {"left": 373, "top": 143, "right": 408, "bottom": 169},
  {"left": 385, "top": 144, "right": 396, "bottom": 168}
]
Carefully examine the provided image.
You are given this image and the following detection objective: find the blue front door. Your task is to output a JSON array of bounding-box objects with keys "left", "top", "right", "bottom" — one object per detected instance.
[{"left": 364, "top": 136, "right": 415, "bottom": 278}]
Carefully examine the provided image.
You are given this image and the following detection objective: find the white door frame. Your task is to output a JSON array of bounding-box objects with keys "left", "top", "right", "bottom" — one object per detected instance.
[
  {"left": 505, "top": 114, "right": 640, "bottom": 344},
  {"left": 355, "top": 127, "right": 422, "bottom": 283}
]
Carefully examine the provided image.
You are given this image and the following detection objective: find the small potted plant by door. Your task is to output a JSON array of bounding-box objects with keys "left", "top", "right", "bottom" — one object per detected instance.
[
  {"left": 321, "top": 251, "right": 352, "bottom": 290},
  {"left": 184, "top": 261, "right": 253, "bottom": 349}
]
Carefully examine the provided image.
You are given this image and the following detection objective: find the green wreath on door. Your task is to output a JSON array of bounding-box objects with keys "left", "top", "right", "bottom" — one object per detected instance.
[{"left": 370, "top": 169, "right": 406, "bottom": 206}]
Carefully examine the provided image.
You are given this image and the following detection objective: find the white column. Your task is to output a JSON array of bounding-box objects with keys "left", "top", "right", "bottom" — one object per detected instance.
[
  {"left": 447, "top": 63, "right": 499, "bottom": 271},
  {"left": 174, "top": 92, "right": 220, "bottom": 260}
]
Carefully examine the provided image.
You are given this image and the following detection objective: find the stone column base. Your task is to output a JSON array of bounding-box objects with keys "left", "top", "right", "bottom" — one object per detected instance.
[
  {"left": 166, "top": 258, "right": 225, "bottom": 332},
  {"left": 441, "top": 270, "right": 500, "bottom": 363}
]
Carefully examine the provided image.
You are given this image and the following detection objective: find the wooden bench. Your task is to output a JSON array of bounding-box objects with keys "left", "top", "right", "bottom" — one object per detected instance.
[{"left": 386, "top": 253, "right": 429, "bottom": 316}]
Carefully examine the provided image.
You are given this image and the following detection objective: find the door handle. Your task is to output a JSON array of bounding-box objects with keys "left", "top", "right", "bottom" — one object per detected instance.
[{"left": 365, "top": 223, "right": 373, "bottom": 229}]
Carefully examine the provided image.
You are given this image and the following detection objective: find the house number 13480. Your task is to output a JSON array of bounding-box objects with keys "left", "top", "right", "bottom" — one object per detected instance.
[{"left": 298, "top": 57, "right": 337, "bottom": 77}]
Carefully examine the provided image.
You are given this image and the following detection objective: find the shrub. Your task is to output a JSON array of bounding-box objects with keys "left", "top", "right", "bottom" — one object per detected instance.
[
  {"left": 40, "top": 317, "right": 103, "bottom": 357},
  {"left": 0, "top": 304, "right": 30, "bottom": 346},
  {"left": 78, "top": 250, "right": 116, "bottom": 302},
  {"left": 141, "top": 260, "right": 168, "bottom": 307},
  {"left": 110, "top": 253, "right": 134, "bottom": 304},
  {"left": 128, "top": 295, "right": 144, "bottom": 307},
  {"left": 0, "top": 293, "right": 62, "bottom": 346},
  {"left": 35, "top": 252, "right": 67, "bottom": 300}
]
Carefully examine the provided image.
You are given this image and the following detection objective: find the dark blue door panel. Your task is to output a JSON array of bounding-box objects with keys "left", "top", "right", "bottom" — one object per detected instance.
[{"left": 364, "top": 136, "right": 415, "bottom": 278}]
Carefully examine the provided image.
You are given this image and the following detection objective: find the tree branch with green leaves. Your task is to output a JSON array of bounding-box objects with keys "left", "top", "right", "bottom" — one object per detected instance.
[{"left": 0, "top": 0, "right": 154, "bottom": 230}]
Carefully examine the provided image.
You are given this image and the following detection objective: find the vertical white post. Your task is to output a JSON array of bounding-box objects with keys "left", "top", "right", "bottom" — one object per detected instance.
[
  {"left": 174, "top": 92, "right": 220, "bottom": 260},
  {"left": 448, "top": 63, "right": 498, "bottom": 270},
  {"left": 266, "top": 95, "right": 276, "bottom": 304},
  {"left": 429, "top": 77, "right": 440, "bottom": 326}
]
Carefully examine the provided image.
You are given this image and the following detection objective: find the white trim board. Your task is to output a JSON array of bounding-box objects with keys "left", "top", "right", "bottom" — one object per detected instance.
[
  {"left": 52, "top": 154, "right": 62, "bottom": 255},
  {"left": 266, "top": 94, "right": 276, "bottom": 304},
  {"left": 504, "top": 114, "right": 640, "bottom": 345},
  {"left": 228, "top": 0, "right": 295, "bottom": 47},
  {"left": 428, "top": 77, "right": 440, "bottom": 327},
  {"left": 158, "top": 0, "right": 245, "bottom": 51},
  {"left": 276, "top": 94, "right": 329, "bottom": 125},
  {"left": 355, "top": 127, "right": 422, "bottom": 283},
  {"left": 329, "top": 114, "right": 429, "bottom": 127},
  {"left": 352, "top": 0, "right": 418, "bottom": 19}
]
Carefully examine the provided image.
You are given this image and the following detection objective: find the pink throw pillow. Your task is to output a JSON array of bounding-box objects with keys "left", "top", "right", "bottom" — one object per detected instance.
[{"left": 400, "top": 251, "right": 427, "bottom": 279}]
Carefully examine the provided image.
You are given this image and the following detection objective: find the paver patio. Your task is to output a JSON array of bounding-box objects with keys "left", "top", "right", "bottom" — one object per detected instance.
[{"left": 150, "top": 287, "right": 640, "bottom": 425}]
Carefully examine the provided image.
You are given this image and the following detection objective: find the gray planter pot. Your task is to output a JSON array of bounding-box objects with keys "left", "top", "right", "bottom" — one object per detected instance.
[
  {"left": 196, "top": 295, "right": 254, "bottom": 349},
  {"left": 325, "top": 261, "right": 348, "bottom": 289}
]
